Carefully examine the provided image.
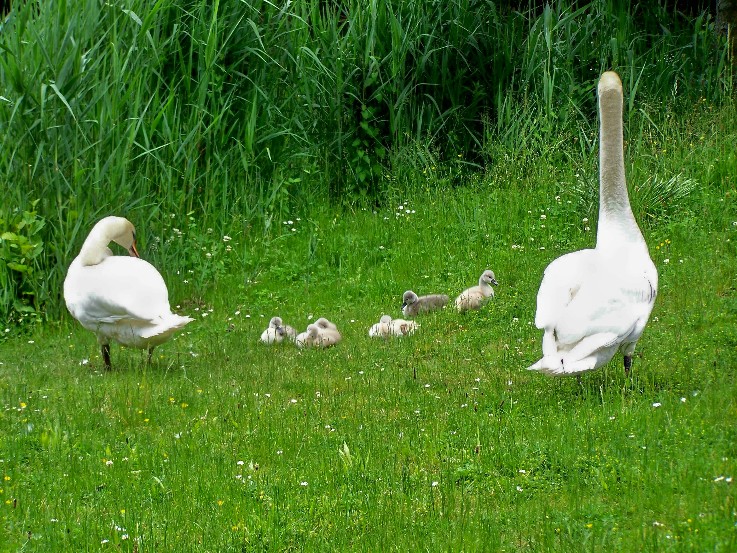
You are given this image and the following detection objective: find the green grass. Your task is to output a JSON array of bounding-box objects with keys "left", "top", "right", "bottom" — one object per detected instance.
[
  {"left": 1, "top": 101, "right": 736, "bottom": 551},
  {"left": 1, "top": 1, "right": 736, "bottom": 549},
  {"left": 1, "top": 0, "right": 733, "bottom": 324}
]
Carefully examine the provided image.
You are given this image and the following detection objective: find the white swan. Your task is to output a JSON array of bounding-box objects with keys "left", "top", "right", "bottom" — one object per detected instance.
[
  {"left": 527, "top": 72, "right": 657, "bottom": 376},
  {"left": 63, "top": 216, "right": 193, "bottom": 368},
  {"left": 401, "top": 291, "right": 449, "bottom": 317},
  {"left": 455, "top": 270, "right": 498, "bottom": 312},
  {"left": 296, "top": 323, "right": 341, "bottom": 348},
  {"left": 260, "top": 316, "right": 297, "bottom": 345},
  {"left": 369, "top": 315, "right": 418, "bottom": 338}
]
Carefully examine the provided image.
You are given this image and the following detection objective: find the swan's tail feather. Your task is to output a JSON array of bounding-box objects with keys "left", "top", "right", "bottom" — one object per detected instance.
[
  {"left": 139, "top": 315, "right": 194, "bottom": 339},
  {"left": 526, "top": 357, "right": 566, "bottom": 376},
  {"left": 526, "top": 354, "right": 601, "bottom": 376}
]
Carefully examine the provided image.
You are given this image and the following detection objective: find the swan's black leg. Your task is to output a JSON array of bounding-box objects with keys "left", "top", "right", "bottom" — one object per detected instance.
[
  {"left": 102, "top": 344, "right": 111, "bottom": 370},
  {"left": 147, "top": 347, "right": 154, "bottom": 365},
  {"left": 624, "top": 355, "right": 632, "bottom": 374}
]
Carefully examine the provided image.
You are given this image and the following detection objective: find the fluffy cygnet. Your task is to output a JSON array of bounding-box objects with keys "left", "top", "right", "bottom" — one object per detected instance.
[
  {"left": 260, "top": 316, "right": 297, "bottom": 344},
  {"left": 295, "top": 324, "right": 318, "bottom": 348},
  {"left": 455, "top": 270, "right": 498, "bottom": 312},
  {"left": 369, "top": 315, "right": 392, "bottom": 338},
  {"left": 296, "top": 323, "right": 342, "bottom": 348},
  {"left": 401, "top": 290, "right": 449, "bottom": 317},
  {"left": 314, "top": 317, "right": 338, "bottom": 330},
  {"left": 369, "top": 315, "right": 418, "bottom": 338}
]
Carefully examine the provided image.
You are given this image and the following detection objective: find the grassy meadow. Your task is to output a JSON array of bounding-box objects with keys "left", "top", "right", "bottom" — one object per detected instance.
[
  {"left": 2, "top": 0, "right": 737, "bottom": 551},
  {"left": 2, "top": 98, "right": 737, "bottom": 550}
]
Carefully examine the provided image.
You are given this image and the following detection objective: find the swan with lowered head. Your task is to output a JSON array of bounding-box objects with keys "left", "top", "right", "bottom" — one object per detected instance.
[
  {"left": 401, "top": 291, "right": 449, "bottom": 317},
  {"left": 260, "top": 316, "right": 297, "bottom": 345},
  {"left": 63, "top": 216, "right": 193, "bottom": 369},
  {"left": 455, "top": 270, "right": 498, "bottom": 312},
  {"left": 296, "top": 323, "right": 341, "bottom": 348},
  {"left": 369, "top": 314, "right": 418, "bottom": 338},
  {"left": 527, "top": 72, "right": 657, "bottom": 376}
]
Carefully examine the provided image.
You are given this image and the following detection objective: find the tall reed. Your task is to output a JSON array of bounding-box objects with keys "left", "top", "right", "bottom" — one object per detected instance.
[{"left": 0, "top": 0, "right": 731, "bottom": 322}]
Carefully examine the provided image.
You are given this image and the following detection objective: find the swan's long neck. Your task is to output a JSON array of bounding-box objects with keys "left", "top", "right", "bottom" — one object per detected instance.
[
  {"left": 596, "top": 79, "right": 645, "bottom": 251},
  {"left": 77, "top": 226, "right": 113, "bottom": 266}
]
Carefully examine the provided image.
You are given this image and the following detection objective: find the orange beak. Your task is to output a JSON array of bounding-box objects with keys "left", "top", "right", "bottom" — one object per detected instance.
[{"left": 129, "top": 241, "right": 140, "bottom": 258}]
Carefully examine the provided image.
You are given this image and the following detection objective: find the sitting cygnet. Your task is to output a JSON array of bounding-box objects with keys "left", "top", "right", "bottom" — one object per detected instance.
[
  {"left": 401, "top": 290, "right": 449, "bottom": 317},
  {"left": 455, "top": 270, "right": 499, "bottom": 312},
  {"left": 369, "top": 315, "right": 418, "bottom": 338},
  {"left": 296, "top": 322, "right": 342, "bottom": 348},
  {"left": 369, "top": 315, "right": 392, "bottom": 338},
  {"left": 260, "top": 316, "right": 297, "bottom": 344},
  {"left": 295, "top": 324, "right": 319, "bottom": 348},
  {"left": 390, "top": 317, "right": 419, "bottom": 336},
  {"left": 314, "top": 317, "right": 338, "bottom": 330}
]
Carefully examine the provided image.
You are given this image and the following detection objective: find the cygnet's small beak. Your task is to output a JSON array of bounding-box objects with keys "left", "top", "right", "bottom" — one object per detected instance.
[
  {"left": 129, "top": 241, "right": 140, "bottom": 258},
  {"left": 491, "top": 279, "right": 499, "bottom": 286},
  {"left": 401, "top": 302, "right": 407, "bottom": 309}
]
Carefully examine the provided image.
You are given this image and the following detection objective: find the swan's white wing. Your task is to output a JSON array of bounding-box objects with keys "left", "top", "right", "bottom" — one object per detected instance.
[
  {"left": 530, "top": 248, "right": 656, "bottom": 375},
  {"left": 65, "top": 256, "right": 173, "bottom": 325},
  {"left": 534, "top": 249, "right": 596, "bottom": 332},
  {"left": 554, "top": 264, "right": 655, "bottom": 347}
]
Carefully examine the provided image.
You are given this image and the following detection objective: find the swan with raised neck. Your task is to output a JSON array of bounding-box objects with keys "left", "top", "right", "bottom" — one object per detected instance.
[
  {"left": 596, "top": 71, "right": 647, "bottom": 252},
  {"left": 526, "top": 71, "right": 657, "bottom": 376}
]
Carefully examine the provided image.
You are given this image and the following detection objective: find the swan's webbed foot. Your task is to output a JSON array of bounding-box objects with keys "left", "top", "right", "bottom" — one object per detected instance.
[
  {"left": 624, "top": 355, "right": 632, "bottom": 374},
  {"left": 101, "top": 344, "right": 111, "bottom": 370}
]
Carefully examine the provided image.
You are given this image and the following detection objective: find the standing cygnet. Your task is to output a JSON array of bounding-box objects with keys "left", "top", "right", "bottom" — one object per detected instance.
[
  {"left": 369, "top": 315, "right": 418, "bottom": 338},
  {"left": 260, "top": 316, "right": 297, "bottom": 345},
  {"left": 401, "top": 290, "right": 449, "bottom": 317},
  {"left": 455, "top": 270, "right": 499, "bottom": 312}
]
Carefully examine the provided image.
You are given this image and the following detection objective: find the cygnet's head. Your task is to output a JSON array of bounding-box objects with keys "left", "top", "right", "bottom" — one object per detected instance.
[
  {"left": 268, "top": 316, "right": 283, "bottom": 329},
  {"left": 481, "top": 270, "right": 498, "bottom": 286},
  {"left": 402, "top": 290, "right": 418, "bottom": 308},
  {"left": 379, "top": 315, "right": 392, "bottom": 324}
]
